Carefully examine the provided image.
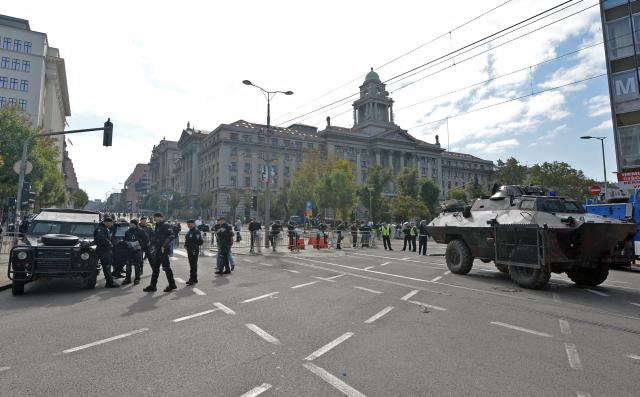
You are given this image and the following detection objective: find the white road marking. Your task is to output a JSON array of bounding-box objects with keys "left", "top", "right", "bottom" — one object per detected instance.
[
  {"left": 364, "top": 266, "right": 375, "bottom": 270},
  {"left": 443, "top": 271, "right": 451, "bottom": 275},
  {"left": 63, "top": 328, "right": 149, "bottom": 354},
  {"left": 380, "top": 262, "right": 391, "bottom": 266},
  {"left": 326, "top": 274, "right": 346, "bottom": 280},
  {"left": 559, "top": 319, "right": 572, "bottom": 335},
  {"left": 408, "top": 300, "right": 447, "bottom": 312},
  {"left": 354, "top": 286, "right": 383, "bottom": 294},
  {"left": 400, "top": 257, "right": 412, "bottom": 261},
  {"left": 213, "top": 302, "right": 236, "bottom": 315},
  {"left": 624, "top": 354, "right": 640, "bottom": 360},
  {"left": 258, "top": 262, "right": 273, "bottom": 267},
  {"left": 240, "top": 383, "right": 272, "bottom": 397},
  {"left": 565, "top": 343, "right": 583, "bottom": 370},
  {"left": 401, "top": 290, "right": 419, "bottom": 301},
  {"left": 242, "top": 292, "right": 279, "bottom": 303},
  {"left": 0, "top": 366, "right": 9, "bottom": 372},
  {"left": 430, "top": 276, "right": 442, "bottom": 282},
  {"left": 284, "top": 269, "right": 300, "bottom": 273},
  {"left": 243, "top": 258, "right": 254, "bottom": 263},
  {"left": 303, "top": 363, "right": 367, "bottom": 397},
  {"left": 173, "top": 309, "right": 218, "bottom": 323},
  {"left": 585, "top": 289, "right": 610, "bottom": 297},
  {"left": 291, "top": 281, "right": 319, "bottom": 289},
  {"left": 246, "top": 324, "right": 281, "bottom": 345},
  {"left": 313, "top": 276, "right": 336, "bottom": 282},
  {"left": 629, "top": 302, "right": 640, "bottom": 307},
  {"left": 305, "top": 332, "right": 355, "bottom": 361},
  {"left": 175, "top": 277, "right": 186, "bottom": 283},
  {"left": 193, "top": 288, "right": 206, "bottom": 296},
  {"left": 173, "top": 249, "right": 188, "bottom": 257},
  {"left": 576, "top": 392, "right": 591, "bottom": 397},
  {"left": 364, "top": 306, "right": 394, "bottom": 324},
  {"left": 490, "top": 322, "right": 553, "bottom": 338}
]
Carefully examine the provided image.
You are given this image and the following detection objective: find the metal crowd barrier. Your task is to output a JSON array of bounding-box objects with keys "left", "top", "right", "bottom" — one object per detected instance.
[{"left": 0, "top": 232, "right": 22, "bottom": 254}]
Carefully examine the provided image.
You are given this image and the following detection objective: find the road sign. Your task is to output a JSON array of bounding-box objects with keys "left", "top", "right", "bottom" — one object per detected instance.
[
  {"left": 590, "top": 185, "right": 602, "bottom": 195},
  {"left": 12, "top": 160, "right": 32, "bottom": 175},
  {"left": 617, "top": 171, "right": 640, "bottom": 188}
]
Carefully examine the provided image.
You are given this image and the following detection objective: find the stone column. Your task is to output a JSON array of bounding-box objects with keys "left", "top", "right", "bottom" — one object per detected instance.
[
  {"left": 388, "top": 151, "right": 394, "bottom": 172},
  {"left": 400, "top": 154, "right": 405, "bottom": 169},
  {"left": 375, "top": 150, "right": 381, "bottom": 166},
  {"left": 356, "top": 152, "right": 362, "bottom": 184},
  {"left": 353, "top": 108, "right": 357, "bottom": 125},
  {"left": 390, "top": 104, "right": 394, "bottom": 123}
]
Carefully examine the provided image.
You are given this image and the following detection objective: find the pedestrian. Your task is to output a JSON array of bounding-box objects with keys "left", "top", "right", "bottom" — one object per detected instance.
[
  {"left": 287, "top": 220, "right": 297, "bottom": 250},
  {"left": 122, "top": 219, "right": 144, "bottom": 285},
  {"left": 184, "top": 219, "right": 203, "bottom": 285},
  {"left": 336, "top": 222, "right": 345, "bottom": 249},
  {"left": 214, "top": 217, "right": 234, "bottom": 275},
  {"left": 270, "top": 220, "right": 282, "bottom": 252},
  {"left": 93, "top": 217, "right": 119, "bottom": 288},
  {"left": 138, "top": 217, "right": 152, "bottom": 275},
  {"left": 143, "top": 212, "right": 177, "bottom": 293},
  {"left": 248, "top": 218, "right": 261, "bottom": 253},
  {"left": 418, "top": 219, "right": 430, "bottom": 256},
  {"left": 410, "top": 222, "right": 418, "bottom": 252},
  {"left": 381, "top": 222, "right": 393, "bottom": 250},
  {"left": 172, "top": 221, "right": 182, "bottom": 247},
  {"left": 359, "top": 222, "right": 370, "bottom": 248},
  {"left": 235, "top": 219, "right": 242, "bottom": 243},
  {"left": 350, "top": 221, "right": 359, "bottom": 248},
  {"left": 402, "top": 222, "right": 411, "bottom": 251}
]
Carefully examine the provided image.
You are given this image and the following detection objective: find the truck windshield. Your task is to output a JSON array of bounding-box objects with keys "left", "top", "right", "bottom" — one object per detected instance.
[
  {"left": 539, "top": 200, "right": 584, "bottom": 214},
  {"left": 29, "top": 221, "right": 97, "bottom": 237}
]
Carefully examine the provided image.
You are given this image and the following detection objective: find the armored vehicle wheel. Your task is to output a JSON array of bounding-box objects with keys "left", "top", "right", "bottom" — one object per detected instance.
[
  {"left": 566, "top": 266, "right": 608, "bottom": 287},
  {"left": 495, "top": 263, "right": 509, "bottom": 274},
  {"left": 508, "top": 265, "right": 550, "bottom": 289},
  {"left": 12, "top": 281, "right": 24, "bottom": 295},
  {"left": 445, "top": 239, "right": 474, "bottom": 274},
  {"left": 83, "top": 271, "right": 97, "bottom": 289}
]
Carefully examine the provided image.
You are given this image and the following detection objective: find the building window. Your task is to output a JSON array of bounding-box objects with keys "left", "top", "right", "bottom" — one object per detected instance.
[
  {"left": 0, "top": 96, "right": 5, "bottom": 107},
  {"left": 284, "top": 152, "right": 290, "bottom": 161},
  {"left": 347, "top": 146, "right": 354, "bottom": 154},
  {"left": 24, "top": 41, "right": 32, "bottom": 53},
  {"left": 20, "top": 80, "right": 28, "bottom": 92},
  {"left": 0, "top": 77, "right": 5, "bottom": 88},
  {"left": 229, "top": 161, "right": 237, "bottom": 172},
  {"left": 271, "top": 137, "right": 278, "bottom": 146},
  {"left": 13, "top": 39, "right": 22, "bottom": 52},
  {"left": 11, "top": 59, "right": 20, "bottom": 70},
  {"left": 230, "top": 147, "right": 238, "bottom": 156},
  {"left": 1, "top": 57, "right": 8, "bottom": 69},
  {"left": 284, "top": 139, "right": 291, "bottom": 146},
  {"left": 19, "top": 99, "right": 26, "bottom": 110},
  {"left": 22, "top": 60, "right": 30, "bottom": 72},
  {"left": 361, "top": 160, "right": 368, "bottom": 168},
  {"left": 607, "top": 17, "right": 634, "bottom": 60},
  {"left": 244, "top": 162, "right": 251, "bottom": 173},
  {"left": 307, "top": 143, "right": 314, "bottom": 149},
  {"left": 604, "top": 0, "right": 632, "bottom": 10},
  {"left": 258, "top": 136, "right": 265, "bottom": 144},
  {"left": 284, "top": 166, "right": 290, "bottom": 177},
  {"left": 230, "top": 133, "right": 238, "bottom": 140},
  {"left": 243, "top": 135, "right": 251, "bottom": 143},
  {"left": 271, "top": 165, "right": 278, "bottom": 176},
  {"left": 421, "top": 167, "right": 427, "bottom": 175},
  {"left": 9, "top": 78, "right": 18, "bottom": 90},
  {"left": 8, "top": 97, "right": 16, "bottom": 107},
  {"left": 229, "top": 175, "right": 237, "bottom": 186},
  {"left": 295, "top": 141, "right": 302, "bottom": 149},
  {"left": 3, "top": 37, "right": 11, "bottom": 49}
]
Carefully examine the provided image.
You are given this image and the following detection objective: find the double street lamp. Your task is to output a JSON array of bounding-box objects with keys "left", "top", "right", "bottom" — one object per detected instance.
[
  {"left": 242, "top": 80, "right": 293, "bottom": 248},
  {"left": 580, "top": 135, "right": 607, "bottom": 200}
]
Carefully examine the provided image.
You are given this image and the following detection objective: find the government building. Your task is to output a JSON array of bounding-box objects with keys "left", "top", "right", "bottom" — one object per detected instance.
[{"left": 147, "top": 70, "right": 493, "bottom": 217}]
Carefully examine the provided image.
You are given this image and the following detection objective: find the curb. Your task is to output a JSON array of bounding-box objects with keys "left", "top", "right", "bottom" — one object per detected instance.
[{"left": 0, "top": 280, "right": 12, "bottom": 291}]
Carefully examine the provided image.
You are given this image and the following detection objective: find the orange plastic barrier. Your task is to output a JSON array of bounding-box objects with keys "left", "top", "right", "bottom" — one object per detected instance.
[{"left": 308, "top": 236, "right": 327, "bottom": 249}]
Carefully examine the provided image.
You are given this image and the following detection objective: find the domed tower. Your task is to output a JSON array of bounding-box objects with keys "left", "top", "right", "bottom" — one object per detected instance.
[{"left": 352, "top": 68, "right": 395, "bottom": 130}]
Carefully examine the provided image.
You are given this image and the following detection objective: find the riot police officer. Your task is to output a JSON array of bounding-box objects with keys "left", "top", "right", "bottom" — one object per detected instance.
[
  {"left": 143, "top": 212, "right": 177, "bottom": 293},
  {"left": 138, "top": 216, "right": 153, "bottom": 274},
  {"left": 122, "top": 219, "right": 145, "bottom": 285},
  {"left": 184, "top": 220, "right": 203, "bottom": 285},
  {"left": 93, "top": 218, "right": 119, "bottom": 288}
]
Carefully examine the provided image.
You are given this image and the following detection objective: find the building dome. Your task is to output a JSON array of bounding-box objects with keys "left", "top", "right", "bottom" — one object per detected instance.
[{"left": 365, "top": 68, "right": 380, "bottom": 82}]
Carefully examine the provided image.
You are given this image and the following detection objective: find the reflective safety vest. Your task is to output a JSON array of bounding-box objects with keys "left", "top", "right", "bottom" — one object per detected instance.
[
  {"left": 381, "top": 224, "right": 391, "bottom": 236},
  {"left": 410, "top": 226, "right": 418, "bottom": 236}
]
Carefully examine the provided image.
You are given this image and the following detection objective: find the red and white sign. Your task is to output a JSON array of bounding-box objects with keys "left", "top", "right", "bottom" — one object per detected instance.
[
  {"left": 589, "top": 185, "right": 602, "bottom": 195},
  {"left": 617, "top": 171, "right": 640, "bottom": 188}
]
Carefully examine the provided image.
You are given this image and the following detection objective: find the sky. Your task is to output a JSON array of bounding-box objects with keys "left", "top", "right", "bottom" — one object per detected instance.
[{"left": 4, "top": 0, "right": 616, "bottom": 200}]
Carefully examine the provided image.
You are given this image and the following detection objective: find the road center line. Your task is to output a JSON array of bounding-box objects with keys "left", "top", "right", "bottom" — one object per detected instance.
[
  {"left": 193, "top": 288, "right": 206, "bottom": 296},
  {"left": 354, "top": 286, "right": 383, "bottom": 294},
  {"left": 173, "top": 309, "right": 218, "bottom": 323},
  {"left": 490, "top": 322, "right": 553, "bottom": 338},
  {"left": 246, "top": 324, "right": 281, "bottom": 345},
  {"left": 242, "top": 292, "right": 279, "bottom": 303},
  {"left": 585, "top": 289, "right": 610, "bottom": 297},
  {"left": 401, "top": 290, "right": 419, "bottom": 301},
  {"left": 62, "top": 328, "right": 149, "bottom": 354},
  {"left": 365, "top": 306, "right": 394, "bottom": 324},
  {"left": 380, "top": 262, "right": 391, "bottom": 266},
  {"left": 430, "top": 276, "right": 442, "bottom": 282},
  {"left": 565, "top": 343, "right": 583, "bottom": 370},
  {"left": 291, "top": 281, "right": 319, "bottom": 289},
  {"left": 303, "top": 362, "right": 367, "bottom": 397},
  {"left": 559, "top": 319, "right": 572, "bottom": 335},
  {"left": 213, "top": 302, "right": 236, "bottom": 315},
  {"left": 258, "top": 262, "right": 273, "bottom": 267},
  {"left": 408, "top": 300, "right": 447, "bottom": 312},
  {"left": 305, "top": 332, "right": 354, "bottom": 361},
  {"left": 625, "top": 353, "right": 640, "bottom": 360},
  {"left": 240, "top": 383, "right": 272, "bottom": 397}
]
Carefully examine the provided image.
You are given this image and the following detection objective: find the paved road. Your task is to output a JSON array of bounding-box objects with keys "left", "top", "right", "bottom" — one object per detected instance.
[{"left": 1, "top": 243, "right": 639, "bottom": 396}]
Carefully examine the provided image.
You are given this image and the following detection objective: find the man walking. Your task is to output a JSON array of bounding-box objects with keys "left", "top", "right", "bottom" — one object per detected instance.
[
  {"left": 215, "top": 217, "right": 233, "bottom": 275},
  {"left": 418, "top": 220, "right": 429, "bottom": 256},
  {"left": 410, "top": 222, "right": 418, "bottom": 252},
  {"left": 138, "top": 217, "right": 152, "bottom": 275},
  {"left": 402, "top": 222, "right": 411, "bottom": 251},
  {"left": 270, "top": 220, "right": 282, "bottom": 252},
  {"left": 350, "top": 221, "right": 359, "bottom": 248},
  {"left": 143, "top": 213, "right": 177, "bottom": 293},
  {"left": 381, "top": 222, "right": 393, "bottom": 251},
  {"left": 235, "top": 219, "right": 242, "bottom": 243},
  {"left": 248, "top": 218, "right": 261, "bottom": 253},
  {"left": 184, "top": 220, "right": 203, "bottom": 285},
  {"left": 93, "top": 217, "right": 119, "bottom": 288}
]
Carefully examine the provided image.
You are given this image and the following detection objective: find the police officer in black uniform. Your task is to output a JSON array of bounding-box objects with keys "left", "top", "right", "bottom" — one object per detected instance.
[
  {"left": 270, "top": 220, "right": 282, "bottom": 252},
  {"left": 248, "top": 218, "right": 261, "bottom": 253},
  {"left": 93, "top": 217, "right": 119, "bottom": 288},
  {"left": 143, "top": 212, "right": 177, "bottom": 293},
  {"left": 184, "top": 220, "right": 203, "bottom": 285},
  {"left": 122, "top": 219, "right": 145, "bottom": 285},
  {"left": 138, "top": 216, "right": 153, "bottom": 275}
]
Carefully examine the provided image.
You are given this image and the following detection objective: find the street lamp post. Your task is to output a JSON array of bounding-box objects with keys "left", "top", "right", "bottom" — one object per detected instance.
[
  {"left": 367, "top": 186, "right": 374, "bottom": 223},
  {"left": 243, "top": 80, "right": 293, "bottom": 248},
  {"left": 580, "top": 136, "right": 608, "bottom": 200}
]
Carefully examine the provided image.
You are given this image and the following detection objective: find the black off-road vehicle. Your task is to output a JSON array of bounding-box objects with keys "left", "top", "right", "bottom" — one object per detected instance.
[{"left": 8, "top": 209, "right": 101, "bottom": 295}]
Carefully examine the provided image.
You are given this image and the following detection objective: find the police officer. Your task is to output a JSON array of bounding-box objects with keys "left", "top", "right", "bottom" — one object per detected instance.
[
  {"left": 418, "top": 219, "right": 430, "bottom": 256},
  {"left": 143, "top": 212, "right": 177, "bottom": 293},
  {"left": 215, "top": 217, "right": 234, "bottom": 275},
  {"left": 350, "top": 222, "right": 359, "bottom": 248},
  {"left": 270, "top": 220, "right": 282, "bottom": 252},
  {"left": 93, "top": 217, "right": 119, "bottom": 288},
  {"left": 184, "top": 220, "right": 203, "bottom": 285},
  {"left": 138, "top": 216, "right": 152, "bottom": 274},
  {"left": 402, "top": 222, "right": 411, "bottom": 251},
  {"left": 122, "top": 219, "right": 144, "bottom": 285},
  {"left": 410, "top": 222, "right": 418, "bottom": 252},
  {"left": 336, "top": 222, "right": 345, "bottom": 249},
  {"left": 248, "top": 218, "right": 261, "bottom": 253},
  {"left": 381, "top": 222, "right": 393, "bottom": 251},
  {"left": 286, "top": 220, "right": 297, "bottom": 250}
]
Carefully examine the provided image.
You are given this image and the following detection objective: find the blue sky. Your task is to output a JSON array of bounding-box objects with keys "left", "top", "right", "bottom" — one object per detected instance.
[{"left": 3, "top": 0, "right": 615, "bottom": 199}]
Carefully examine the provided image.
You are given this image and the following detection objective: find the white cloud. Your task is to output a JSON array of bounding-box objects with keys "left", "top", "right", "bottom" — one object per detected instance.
[
  {"left": 585, "top": 95, "right": 611, "bottom": 118},
  {"left": 465, "top": 138, "right": 519, "bottom": 154},
  {"left": 589, "top": 119, "right": 613, "bottom": 132}
]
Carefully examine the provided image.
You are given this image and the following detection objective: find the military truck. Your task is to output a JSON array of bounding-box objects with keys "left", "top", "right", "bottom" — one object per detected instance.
[
  {"left": 8, "top": 209, "right": 101, "bottom": 295},
  {"left": 427, "top": 186, "right": 636, "bottom": 289}
]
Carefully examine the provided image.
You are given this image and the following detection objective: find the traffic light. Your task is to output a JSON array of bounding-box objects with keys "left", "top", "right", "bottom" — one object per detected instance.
[
  {"left": 103, "top": 118, "right": 113, "bottom": 147},
  {"left": 20, "top": 184, "right": 35, "bottom": 208},
  {"left": 251, "top": 195, "right": 258, "bottom": 210}
]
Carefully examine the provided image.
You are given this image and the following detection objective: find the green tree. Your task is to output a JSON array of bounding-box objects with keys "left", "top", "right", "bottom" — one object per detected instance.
[
  {"left": 528, "top": 161, "right": 595, "bottom": 202},
  {"left": 448, "top": 186, "right": 468, "bottom": 201},
  {"left": 494, "top": 157, "right": 527, "bottom": 185},
  {"left": 227, "top": 190, "right": 240, "bottom": 220},
  {"left": 243, "top": 189, "right": 253, "bottom": 219},
  {"left": 357, "top": 165, "right": 393, "bottom": 222},
  {"left": 395, "top": 167, "right": 419, "bottom": 197},
  {"left": 418, "top": 178, "right": 440, "bottom": 214},
  {"left": 390, "top": 194, "right": 428, "bottom": 221},
  {"left": 315, "top": 161, "right": 357, "bottom": 222},
  {"left": 71, "top": 189, "right": 89, "bottom": 209},
  {"left": 465, "top": 178, "right": 487, "bottom": 200}
]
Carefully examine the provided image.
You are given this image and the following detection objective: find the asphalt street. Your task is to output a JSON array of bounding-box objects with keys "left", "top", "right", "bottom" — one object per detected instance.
[{"left": 1, "top": 242, "right": 639, "bottom": 396}]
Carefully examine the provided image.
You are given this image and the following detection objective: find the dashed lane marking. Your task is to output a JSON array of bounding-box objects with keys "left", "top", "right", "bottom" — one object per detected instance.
[
  {"left": 354, "top": 286, "right": 383, "bottom": 294},
  {"left": 400, "top": 290, "right": 419, "bottom": 301},
  {"left": 258, "top": 262, "right": 273, "bottom": 267},
  {"left": 173, "top": 309, "right": 218, "bottom": 323},
  {"left": 350, "top": 252, "right": 443, "bottom": 268},
  {"left": 364, "top": 266, "right": 375, "bottom": 270},
  {"left": 629, "top": 302, "right": 640, "bottom": 308},
  {"left": 430, "top": 276, "right": 442, "bottom": 282},
  {"left": 193, "top": 288, "right": 206, "bottom": 296},
  {"left": 303, "top": 363, "right": 367, "bottom": 397},
  {"left": 576, "top": 392, "right": 591, "bottom": 397},
  {"left": 586, "top": 289, "right": 610, "bottom": 297},
  {"left": 490, "top": 322, "right": 553, "bottom": 338},
  {"left": 63, "top": 328, "right": 149, "bottom": 354},
  {"left": 364, "top": 306, "right": 394, "bottom": 324},
  {"left": 565, "top": 343, "right": 583, "bottom": 370},
  {"left": 559, "top": 319, "right": 572, "bottom": 335},
  {"left": 624, "top": 354, "right": 640, "bottom": 360},
  {"left": 246, "top": 324, "right": 281, "bottom": 345},
  {"left": 408, "top": 300, "right": 447, "bottom": 312},
  {"left": 240, "top": 383, "right": 272, "bottom": 397},
  {"left": 291, "top": 281, "right": 320, "bottom": 289},
  {"left": 243, "top": 258, "right": 254, "bottom": 263},
  {"left": 175, "top": 277, "right": 186, "bottom": 284},
  {"left": 305, "top": 332, "right": 354, "bottom": 361},
  {"left": 173, "top": 249, "right": 188, "bottom": 257},
  {"left": 213, "top": 302, "right": 236, "bottom": 315},
  {"left": 443, "top": 271, "right": 451, "bottom": 275},
  {"left": 380, "top": 262, "right": 391, "bottom": 266},
  {"left": 313, "top": 276, "right": 336, "bottom": 282},
  {"left": 284, "top": 269, "right": 300, "bottom": 274},
  {"left": 242, "top": 292, "right": 279, "bottom": 303},
  {"left": 0, "top": 367, "right": 9, "bottom": 372},
  {"left": 326, "top": 274, "right": 346, "bottom": 280}
]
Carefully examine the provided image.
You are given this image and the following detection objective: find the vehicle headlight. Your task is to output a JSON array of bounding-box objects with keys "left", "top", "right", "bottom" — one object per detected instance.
[
  {"left": 16, "top": 251, "right": 28, "bottom": 260},
  {"left": 80, "top": 252, "right": 90, "bottom": 261}
]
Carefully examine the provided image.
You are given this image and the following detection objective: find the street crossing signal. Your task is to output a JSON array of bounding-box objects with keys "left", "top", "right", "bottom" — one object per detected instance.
[{"left": 103, "top": 118, "right": 113, "bottom": 147}]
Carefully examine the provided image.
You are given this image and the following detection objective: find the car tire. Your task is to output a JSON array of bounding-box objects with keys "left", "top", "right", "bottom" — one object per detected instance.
[
  {"left": 12, "top": 281, "right": 25, "bottom": 295},
  {"left": 495, "top": 263, "right": 509, "bottom": 274},
  {"left": 508, "top": 265, "right": 550, "bottom": 289},
  {"left": 566, "top": 266, "right": 609, "bottom": 287},
  {"left": 41, "top": 234, "right": 79, "bottom": 247},
  {"left": 445, "top": 239, "right": 474, "bottom": 275}
]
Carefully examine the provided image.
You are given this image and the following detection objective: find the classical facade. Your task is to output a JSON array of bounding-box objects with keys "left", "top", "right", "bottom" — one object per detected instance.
[
  {"left": 123, "top": 163, "right": 150, "bottom": 212},
  {"left": 160, "top": 69, "right": 493, "bottom": 217},
  {"left": 148, "top": 139, "right": 180, "bottom": 194}
]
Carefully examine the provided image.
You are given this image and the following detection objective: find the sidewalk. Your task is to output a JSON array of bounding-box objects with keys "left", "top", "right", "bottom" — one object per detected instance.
[{"left": 0, "top": 253, "right": 10, "bottom": 285}]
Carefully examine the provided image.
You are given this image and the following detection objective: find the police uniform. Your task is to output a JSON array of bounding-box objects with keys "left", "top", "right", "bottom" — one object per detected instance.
[
  {"left": 143, "top": 218, "right": 177, "bottom": 292},
  {"left": 381, "top": 223, "right": 393, "bottom": 250},
  {"left": 93, "top": 221, "right": 119, "bottom": 288},
  {"left": 184, "top": 221, "right": 203, "bottom": 284},
  {"left": 418, "top": 221, "right": 430, "bottom": 256},
  {"left": 138, "top": 222, "right": 152, "bottom": 274},
  {"left": 123, "top": 224, "right": 144, "bottom": 284}
]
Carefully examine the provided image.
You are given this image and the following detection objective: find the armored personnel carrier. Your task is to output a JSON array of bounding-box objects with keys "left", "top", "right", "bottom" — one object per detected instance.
[{"left": 427, "top": 186, "right": 636, "bottom": 289}]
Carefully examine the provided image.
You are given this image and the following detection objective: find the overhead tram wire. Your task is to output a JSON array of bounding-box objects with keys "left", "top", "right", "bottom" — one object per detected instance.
[
  {"left": 298, "top": 0, "right": 598, "bottom": 127},
  {"left": 275, "top": 0, "right": 582, "bottom": 127},
  {"left": 270, "top": 0, "right": 515, "bottom": 124}
]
